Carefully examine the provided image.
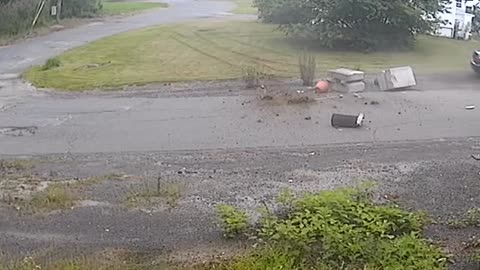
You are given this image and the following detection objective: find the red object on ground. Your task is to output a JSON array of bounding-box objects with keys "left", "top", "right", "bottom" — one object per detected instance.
[{"left": 315, "top": 80, "right": 330, "bottom": 93}]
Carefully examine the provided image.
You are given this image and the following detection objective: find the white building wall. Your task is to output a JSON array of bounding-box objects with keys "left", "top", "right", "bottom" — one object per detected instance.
[{"left": 437, "top": 0, "right": 478, "bottom": 39}]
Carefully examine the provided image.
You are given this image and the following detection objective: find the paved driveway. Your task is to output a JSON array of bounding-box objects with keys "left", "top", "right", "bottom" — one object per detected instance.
[{"left": 0, "top": 0, "right": 235, "bottom": 75}]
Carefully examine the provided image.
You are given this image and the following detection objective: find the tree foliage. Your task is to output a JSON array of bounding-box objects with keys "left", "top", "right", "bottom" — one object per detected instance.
[
  {"left": 254, "top": 0, "right": 450, "bottom": 50},
  {"left": 0, "top": 0, "right": 103, "bottom": 37}
]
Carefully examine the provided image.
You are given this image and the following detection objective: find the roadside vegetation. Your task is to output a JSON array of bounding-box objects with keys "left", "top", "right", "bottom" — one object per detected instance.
[
  {"left": 0, "top": 0, "right": 102, "bottom": 40},
  {"left": 102, "top": 0, "right": 167, "bottom": 15},
  {"left": 25, "top": 20, "right": 479, "bottom": 91},
  {"left": 125, "top": 177, "right": 184, "bottom": 209},
  {"left": 213, "top": 186, "right": 447, "bottom": 270},
  {"left": 0, "top": 186, "right": 450, "bottom": 270}
]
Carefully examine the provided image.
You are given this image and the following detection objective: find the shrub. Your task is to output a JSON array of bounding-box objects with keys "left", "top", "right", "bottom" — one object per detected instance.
[
  {"left": 218, "top": 187, "right": 447, "bottom": 270},
  {"left": 242, "top": 66, "right": 260, "bottom": 89},
  {"left": 61, "top": 0, "right": 103, "bottom": 18},
  {"left": 0, "top": 0, "right": 103, "bottom": 38},
  {"left": 258, "top": 0, "right": 450, "bottom": 51},
  {"left": 216, "top": 204, "right": 249, "bottom": 238},
  {"left": 0, "top": 0, "right": 50, "bottom": 37},
  {"left": 42, "top": 57, "right": 61, "bottom": 70},
  {"left": 298, "top": 52, "right": 316, "bottom": 86},
  {"left": 253, "top": 0, "right": 307, "bottom": 24}
]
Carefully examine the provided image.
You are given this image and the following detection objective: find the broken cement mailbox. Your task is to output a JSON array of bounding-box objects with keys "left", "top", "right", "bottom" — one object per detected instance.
[
  {"left": 327, "top": 68, "right": 366, "bottom": 93},
  {"left": 375, "top": 66, "right": 416, "bottom": 91}
]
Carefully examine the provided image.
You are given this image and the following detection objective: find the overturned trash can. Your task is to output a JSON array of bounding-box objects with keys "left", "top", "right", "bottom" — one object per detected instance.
[{"left": 331, "top": 113, "right": 365, "bottom": 128}]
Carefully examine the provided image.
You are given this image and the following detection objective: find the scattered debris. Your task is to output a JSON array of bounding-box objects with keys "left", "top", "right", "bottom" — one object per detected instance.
[
  {"left": 375, "top": 66, "right": 416, "bottom": 91},
  {"left": 260, "top": 95, "right": 273, "bottom": 100},
  {"left": 287, "top": 96, "right": 312, "bottom": 104},
  {"left": 472, "top": 155, "right": 480, "bottom": 161},
  {"left": 331, "top": 113, "right": 365, "bottom": 128},
  {"left": 466, "top": 105, "right": 476, "bottom": 110},
  {"left": 353, "top": 93, "right": 363, "bottom": 98}
]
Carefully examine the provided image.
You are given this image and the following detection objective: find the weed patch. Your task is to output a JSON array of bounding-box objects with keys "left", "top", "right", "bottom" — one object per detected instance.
[
  {"left": 216, "top": 205, "right": 249, "bottom": 238},
  {"left": 215, "top": 186, "right": 447, "bottom": 270},
  {"left": 29, "top": 183, "right": 76, "bottom": 211},
  {"left": 125, "top": 178, "right": 184, "bottom": 209},
  {"left": 298, "top": 52, "right": 316, "bottom": 86},
  {"left": 42, "top": 58, "right": 61, "bottom": 71},
  {"left": 242, "top": 65, "right": 261, "bottom": 89},
  {"left": 448, "top": 208, "right": 480, "bottom": 228}
]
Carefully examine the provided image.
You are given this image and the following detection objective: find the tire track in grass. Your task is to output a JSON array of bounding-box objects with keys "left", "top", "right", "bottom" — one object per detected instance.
[
  {"left": 169, "top": 31, "right": 241, "bottom": 70},
  {"left": 192, "top": 31, "right": 293, "bottom": 75}
]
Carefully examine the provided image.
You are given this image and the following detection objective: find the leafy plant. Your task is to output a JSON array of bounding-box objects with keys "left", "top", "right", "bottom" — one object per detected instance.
[
  {"left": 256, "top": 0, "right": 450, "bottom": 50},
  {"left": 448, "top": 208, "right": 480, "bottom": 228},
  {"left": 217, "top": 186, "right": 446, "bottom": 270},
  {"left": 216, "top": 204, "right": 250, "bottom": 238},
  {"left": 298, "top": 52, "right": 316, "bottom": 86},
  {"left": 42, "top": 57, "right": 62, "bottom": 71}
]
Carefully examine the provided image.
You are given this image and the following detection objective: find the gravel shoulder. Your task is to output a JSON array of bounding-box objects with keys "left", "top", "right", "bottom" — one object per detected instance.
[{"left": 1, "top": 138, "right": 480, "bottom": 268}]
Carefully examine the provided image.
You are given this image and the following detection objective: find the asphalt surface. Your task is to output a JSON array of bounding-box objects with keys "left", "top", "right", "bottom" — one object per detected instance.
[
  {"left": 0, "top": 0, "right": 235, "bottom": 75},
  {"left": 1, "top": 75, "right": 480, "bottom": 155}
]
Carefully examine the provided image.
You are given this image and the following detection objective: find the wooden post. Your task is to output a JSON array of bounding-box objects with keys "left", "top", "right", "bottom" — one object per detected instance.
[{"left": 31, "top": 0, "right": 46, "bottom": 31}]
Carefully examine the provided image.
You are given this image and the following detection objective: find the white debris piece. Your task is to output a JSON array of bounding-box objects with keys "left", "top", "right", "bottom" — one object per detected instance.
[
  {"left": 328, "top": 68, "right": 366, "bottom": 93},
  {"left": 376, "top": 66, "right": 416, "bottom": 91}
]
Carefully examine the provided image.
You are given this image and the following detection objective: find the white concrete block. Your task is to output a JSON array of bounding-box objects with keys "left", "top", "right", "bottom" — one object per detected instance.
[
  {"left": 389, "top": 66, "right": 416, "bottom": 89},
  {"left": 328, "top": 68, "right": 365, "bottom": 82},
  {"left": 332, "top": 81, "right": 365, "bottom": 93},
  {"left": 376, "top": 66, "right": 416, "bottom": 91}
]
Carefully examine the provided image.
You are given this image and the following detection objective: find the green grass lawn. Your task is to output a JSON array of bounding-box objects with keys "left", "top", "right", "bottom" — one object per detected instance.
[
  {"left": 102, "top": 1, "right": 168, "bottom": 15},
  {"left": 25, "top": 20, "right": 480, "bottom": 91}
]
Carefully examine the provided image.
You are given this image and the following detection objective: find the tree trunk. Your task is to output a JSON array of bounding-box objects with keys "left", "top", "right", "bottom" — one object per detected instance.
[{"left": 56, "top": 0, "right": 61, "bottom": 23}]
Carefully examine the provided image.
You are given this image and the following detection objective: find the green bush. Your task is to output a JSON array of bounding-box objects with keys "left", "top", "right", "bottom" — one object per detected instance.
[
  {"left": 216, "top": 204, "right": 250, "bottom": 238},
  {"left": 61, "top": 0, "right": 103, "bottom": 18},
  {"left": 253, "top": 0, "right": 307, "bottom": 24},
  {"left": 0, "top": 0, "right": 50, "bottom": 37},
  {"left": 217, "top": 187, "right": 447, "bottom": 270},
  {"left": 42, "top": 57, "right": 61, "bottom": 70},
  {"left": 0, "top": 0, "right": 103, "bottom": 38},
  {"left": 256, "top": 0, "right": 450, "bottom": 51}
]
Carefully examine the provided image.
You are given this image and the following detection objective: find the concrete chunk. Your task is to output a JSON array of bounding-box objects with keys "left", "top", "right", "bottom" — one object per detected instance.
[
  {"left": 376, "top": 66, "right": 416, "bottom": 91},
  {"left": 331, "top": 81, "right": 365, "bottom": 93},
  {"left": 328, "top": 68, "right": 365, "bottom": 82}
]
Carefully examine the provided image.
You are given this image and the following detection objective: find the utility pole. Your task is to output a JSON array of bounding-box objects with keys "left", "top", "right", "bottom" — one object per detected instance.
[{"left": 55, "top": 0, "right": 62, "bottom": 23}]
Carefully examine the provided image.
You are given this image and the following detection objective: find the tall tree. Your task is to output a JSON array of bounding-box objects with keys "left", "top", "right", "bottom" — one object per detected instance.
[{"left": 255, "top": 0, "right": 450, "bottom": 50}]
